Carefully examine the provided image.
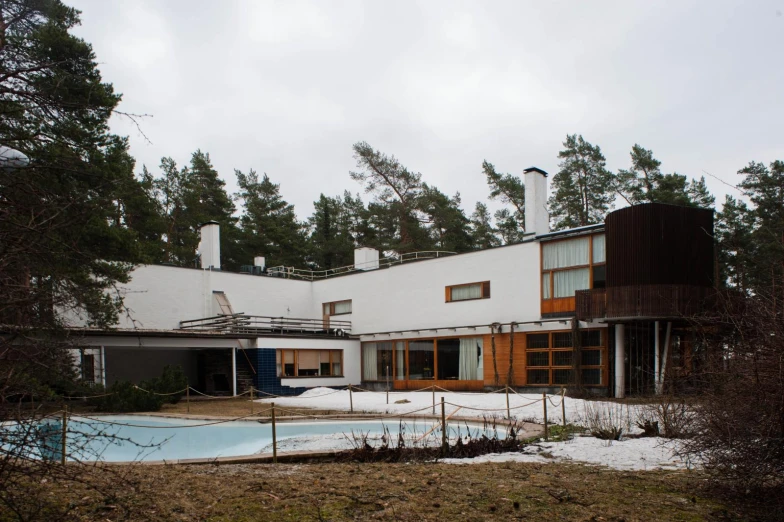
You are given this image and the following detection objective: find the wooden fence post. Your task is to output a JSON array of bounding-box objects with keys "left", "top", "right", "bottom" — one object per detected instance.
[
  {"left": 61, "top": 405, "right": 68, "bottom": 466},
  {"left": 542, "top": 393, "right": 549, "bottom": 441},
  {"left": 506, "top": 386, "right": 510, "bottom": 419},
  {"left": 441, "top": 397, "right": 447, "bottom": 454},
  {"left": 250, "top": 386, "right": 254, "bottom": 414},
  {"left": 349, "top": 384, "right": 354, "bottom": 413},
  {"left": 561, "top": 388, "right": 566, "bottom": 429},
  {"left": 271, "top": 402, "right": 277, "bottom": 464},
  {"left": 432, "top": 386, "right": 435, "bottom": 415},
  {"left": 186, "top": 385, "right": 190, "bottom": 413}
]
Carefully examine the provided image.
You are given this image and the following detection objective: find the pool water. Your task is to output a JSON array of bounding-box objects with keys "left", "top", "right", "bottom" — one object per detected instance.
[{"left": 36, "top": 415, "right": 499, "bottom": 462}]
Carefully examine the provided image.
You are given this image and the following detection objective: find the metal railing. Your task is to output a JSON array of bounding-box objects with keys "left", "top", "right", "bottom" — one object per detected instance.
[
  {"left": 178, "top": 313, "right": 351, "bottom": 336},
  {"left": 265, "top": 250, "right": 456, "bottom": 281}
]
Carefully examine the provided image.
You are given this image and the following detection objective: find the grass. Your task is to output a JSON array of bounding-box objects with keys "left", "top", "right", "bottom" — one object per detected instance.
[{"left": 5, "top": 460, "right": 768, "bottom": 521}]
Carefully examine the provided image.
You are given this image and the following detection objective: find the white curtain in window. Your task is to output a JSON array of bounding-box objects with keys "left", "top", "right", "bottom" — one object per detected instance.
[
  {"left": 363, "top": 343, "right": 378, "bottom": 380},
  {"left": 542, "top": 273, "right": 551, "bottom": 299},
  {"left": 334, "top": 300, "right": 352, "bottom": 314},
  {"left": 452, "top": 283, "right": 482, "bottom": 301},
  {"left": 458, "top": 337, "right": 481, "bottom": 380},
  {"left": 554, "top": 267, "right": 590, "bottom": 298},
  {"left": 543, "top": 237, "right": 590, "bottom": 269},
  {"left": 396, "top": 342, "right": 405, "bottom": 380},
  {"left": 592, "top": 234, "right": 606, "bottom": 263}
]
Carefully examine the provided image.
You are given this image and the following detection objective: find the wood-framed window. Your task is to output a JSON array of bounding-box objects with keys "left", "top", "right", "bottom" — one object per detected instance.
[
  {"left": 276, "top": 349, "right": 343, "bottom": 377},
  {"left": 541, "top": 233, "right": 605, "bottom": 314},
  {"left": 445, "top": 281, "right": 490, "bottom": 302},
  {"left": 525, "top": 330, "right": 605, "bottom": 386},
  {"left": 81, "top": 353, "right": 95, "bottom": 383},
  {"left": 361, "top": 337, "right": 483, "bottom": 382},
  {"left": 323, "top": 299, "right": 352, "bottom": 316}
]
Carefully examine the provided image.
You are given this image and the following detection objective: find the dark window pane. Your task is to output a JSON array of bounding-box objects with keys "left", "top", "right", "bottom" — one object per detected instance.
[
  {"left": 408, "top": 340, "right": 435, "bottom": 380},
  {"left": 581, "top": 350, "right": 602, "bottom": 366},
  {"left": 376, "top": 342, "right": 394, "bottom": 380},
  {"left": 592, "top": 265, "right": 606, "bottom": 289},
  {"left": 553, "top": 369, "right": 573, "bottom": 384},
  {"left": 437, "top": 338, "right": 460, "bottom": 380},
  {"left": 527, "top": 351, "right": 549, "bottom": 366},
  {"left": 582, "top": 368, "right": 602, "bottom": 385},
  {"left": 527, "top": 333, "right": 549, "bottom": 349},
  {"left": 284, "top": 363, "right": 295, "bottom": 377},
  {"left": 552, "top": 351, "right": 573, "bottom": 366},
  {"left": 580, "top": 330, "right": 602, "bottom": 347},
  {"left": 553, "top": 332, "right": 573, "bottom": 348},
  {"left": 527, "top": 369, "right": 550, "bottom": 385}
]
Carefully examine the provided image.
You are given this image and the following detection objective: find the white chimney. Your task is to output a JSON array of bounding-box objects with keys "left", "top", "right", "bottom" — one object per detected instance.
[
  {"left": 523, "top": 167, "right": 549, "bottom": 236},
  {"left": 354, "top": 247, "right": 379, "bottom": 271},
  {"left": 254, "top": 256, "right": 266, "bottom": 271},
  {"left": 198, "top": 221, "right": 221, "bottom": 270}
]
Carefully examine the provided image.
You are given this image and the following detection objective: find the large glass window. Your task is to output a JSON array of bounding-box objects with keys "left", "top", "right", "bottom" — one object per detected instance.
[
  {"left": 408, "top": 339, "right": 435, "bottom": 380},
  {"left": 323, "top": 299, "right": 352, "bottom": 315},
  {"left": 525, "top": 330, "right": 605, "bottom": 386},
  {"left": 437, "top": 338, "right": 460, "bottom": 380},
  {"left": 541, "top": 234, "right": 605, "bottom": 303},
  {"left": 277, "top": 349, "right": 343, "bottom": 377},
  {"left": 362, "top": 342, "right": 394, "bottom": 381},
  {"left": 395, "top": 341, "right": 406, "bottom": 381}
]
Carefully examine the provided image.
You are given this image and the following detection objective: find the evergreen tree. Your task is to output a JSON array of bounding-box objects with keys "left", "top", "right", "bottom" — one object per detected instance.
[
  {"left": 418, "top": 184, "right": 472, "bottom": 252},
  {"left": 152, "top": 157, "right": 190, "bottom": 264},
  {"left": 235, "top": 170, "right": 306, "bottom": 268},
  {"left": 715, "top": 195, "right": 754, "bottom": 291},
  {"left": 615, "top": 145, "right": 714, "bottom": 208},
  {"left": 734, "top": 160, "right": 784, "bottom": 293},
  {"left": 307, "top": 194, "right": 357, "bottom": 269},
  {"left": 482, "top": 160, "right": 526, "bottom": 242},
  {"left": 181, "top": 150, "right": 240, "bottom": 270},
  {"left": 350, "top": 141, "right": 430, "bottom": 252},
  {"left": 469, "top": 202, "right": 500, "bottom": 249},
  {"left": 548, "top": 134, "right": 614, "bottom": 230}
]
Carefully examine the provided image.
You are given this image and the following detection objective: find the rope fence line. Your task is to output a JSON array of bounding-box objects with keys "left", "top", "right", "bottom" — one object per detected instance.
[{"left": 69, "top": 409, "right": 275, "bottom": 429}]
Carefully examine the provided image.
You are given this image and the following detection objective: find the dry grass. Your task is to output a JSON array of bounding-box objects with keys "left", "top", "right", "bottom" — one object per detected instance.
[{"left": 6, "top": 461, "right": 772, "bottom": 521}]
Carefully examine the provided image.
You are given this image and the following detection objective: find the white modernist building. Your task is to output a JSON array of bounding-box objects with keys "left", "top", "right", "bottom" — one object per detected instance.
[{"left": 72, "top": 167, "right": 715, "bottom": 398}]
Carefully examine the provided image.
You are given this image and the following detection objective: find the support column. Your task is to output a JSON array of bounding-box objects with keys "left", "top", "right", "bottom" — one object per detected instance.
[
  {"left": 231, "top": 347, "right": 237, "bottom": 397},
  {"left": 614, "top": 324, "right": 625, "bottom": 399},
  {"left": 100, "top": 346, "right": 107, "bottom": 387},
  {"left": 654, "top": 321, "right": 660, "bottom": 395}
]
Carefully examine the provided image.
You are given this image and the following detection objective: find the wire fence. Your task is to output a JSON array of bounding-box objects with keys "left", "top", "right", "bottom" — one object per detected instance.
[{"left": 21, "top": 383, "right": 572, "bottom": 465}]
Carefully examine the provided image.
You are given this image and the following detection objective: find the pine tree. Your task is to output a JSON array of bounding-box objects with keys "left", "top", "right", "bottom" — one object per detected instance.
[
  {"left": 181, "top": 151, "right": 240, "bottom": 269},
  {"left": 469, "top": 202, "right": 500, "bottom": 249},
  {"left": 418, "top": 185, "right": 472, "bottom": 252},
  {"left": 307, "top": 194, "right": 358, "bottom": 269},
  {"left": 549, "top": 135, "right": 614, "bottom": 230},
  {"left": 715, "top": 195, "right": 754, "bottom": 291},
  {"left": 615, "top": 145, "right": 715, "bottom": 208},
  {"left": 235, "top": 170, "right": 306, "bottom": 268},
  {"left": 350, "top": 142, "right": 429, "bottom": 252},
  {"left": 482, "top": 160, "right": 525, "bottom": 242},
  {"left": 152, "top": 157, "right": 190, "bottom": 264}
]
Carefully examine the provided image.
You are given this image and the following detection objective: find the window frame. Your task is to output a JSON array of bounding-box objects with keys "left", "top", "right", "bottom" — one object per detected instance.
[
  {"left": 361, "top": 336, "right": 484, "bottom": 382},
  {"left": 524, "top": 329, "right": 606, "bottom": 386},
  {"left": 445, "top": 281, "right": 491, "bottom": 303},
  {"left": 276, "top": 349, "right": 344, "bottom": 378},
  {"left": 323, "top": 299, "right": 352, "bottom": 316},
  {"left": 540, "top": 233, "right": 606, "bottom": 315}
]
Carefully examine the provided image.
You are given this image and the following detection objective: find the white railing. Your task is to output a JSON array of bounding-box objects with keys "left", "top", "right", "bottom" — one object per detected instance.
[{"left": 265, "top": 251, "right": 456, "bottom": 281}]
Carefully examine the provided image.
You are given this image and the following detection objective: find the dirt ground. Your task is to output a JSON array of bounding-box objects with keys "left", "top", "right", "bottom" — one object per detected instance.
[{"left": 9, "top": 460, "right": 772, "bottom": 522}]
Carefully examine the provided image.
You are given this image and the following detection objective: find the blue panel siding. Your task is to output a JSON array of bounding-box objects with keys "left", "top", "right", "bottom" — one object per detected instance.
[{"left": 252, "top": 348, "right": 307, "bottom": 396}]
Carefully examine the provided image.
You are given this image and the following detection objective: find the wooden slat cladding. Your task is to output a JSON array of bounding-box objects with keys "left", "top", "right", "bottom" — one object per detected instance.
[
  {"left": 482, "top": 332, "right": 527, "bottom": 386},
  {"left": 541, "top": 297, "right": 576, "bottom": 316},
  {"left": 605, "top": 203, "right": 714, "bottom": 288}
]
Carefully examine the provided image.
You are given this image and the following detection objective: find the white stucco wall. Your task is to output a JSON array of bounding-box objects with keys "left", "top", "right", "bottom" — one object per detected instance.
[
  {"left": 115, "top": 265, "right": 313, "bottom": 330},
  {"left": 311, "top": 243, "right": 541, "bottom": 335}
]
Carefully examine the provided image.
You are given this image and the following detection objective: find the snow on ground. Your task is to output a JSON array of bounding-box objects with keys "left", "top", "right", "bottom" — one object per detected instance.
[
  {"left": 254, "top": 387, "right": 692, "bottom": 470},
  {"left": 257, "top": 387, "right": 642, "bottom": 427},
  {"left": 441, "top": 436, "right": 688, "bottom": 471}
]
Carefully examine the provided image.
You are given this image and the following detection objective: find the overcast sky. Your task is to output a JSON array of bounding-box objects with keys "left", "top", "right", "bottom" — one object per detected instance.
[{"left": 69, "top": 0, "right": 783, "bottom": 220}]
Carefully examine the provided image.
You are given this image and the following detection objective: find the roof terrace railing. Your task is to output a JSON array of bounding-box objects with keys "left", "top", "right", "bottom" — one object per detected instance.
[
  {"left": 265, "top": 250, "right": 456, "bottom": 281},
  {"left": 179, "top": 313, "right": 351, "bottom": 337},
  {"left": 576, "top": 285, "right": 714, "bottom": 321}
]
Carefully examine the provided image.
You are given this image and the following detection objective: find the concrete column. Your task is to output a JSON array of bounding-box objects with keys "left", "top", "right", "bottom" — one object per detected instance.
[
  {"left": 231, "top": 347, "right": 237, "bottom": 396},
  {"left": 614, "top": 324, "right": 625, "bottom": 399},
  {"left": 100, "top": 346, "right": 107, "bottom": 387},
  {"left": 654, "top": 321, "right": 660, "bottom": 394}
]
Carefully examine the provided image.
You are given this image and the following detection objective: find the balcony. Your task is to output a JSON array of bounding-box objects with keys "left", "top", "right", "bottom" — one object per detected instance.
[
  {"left": 576, "top": 285, "right": 713, "bottom": 322},
  {"left": 179, "top": 313, "right": 352, "bottom": 337}
]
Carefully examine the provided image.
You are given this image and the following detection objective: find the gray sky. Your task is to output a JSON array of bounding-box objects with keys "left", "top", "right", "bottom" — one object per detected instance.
[{"left": 70, "top": 0, "right": 783, "bottom": 220}]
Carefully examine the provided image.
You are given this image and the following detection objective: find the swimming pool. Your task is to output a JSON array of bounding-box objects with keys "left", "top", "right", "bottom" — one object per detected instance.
[{"left": 34, "top": 415, "right": 500, "bottom": 462}]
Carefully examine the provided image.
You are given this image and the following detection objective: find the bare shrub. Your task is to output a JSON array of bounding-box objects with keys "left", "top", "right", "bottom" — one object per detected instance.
[
  {"left": 581, "top": 402, "right": 633, "bottom": 441},
  {"left": 636, "top": 396, "right": 693, "bottom": 439},
  {"left": 680, "top": 290, "right": 784, "bottom": 493}
]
